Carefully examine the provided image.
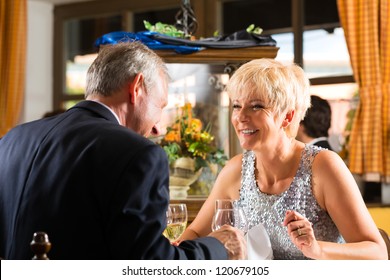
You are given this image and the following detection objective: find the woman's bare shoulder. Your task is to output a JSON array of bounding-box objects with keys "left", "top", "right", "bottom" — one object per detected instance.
[
  {"left": 220, "top": 153, "right": 243, "bottom": 176},
  {"left": 312, "top": 149, "right": 348, "bottom": 172},
  {"left": 212, "top": 153, "right": 244, "bottom": 196},
  {"left": 311, "top": 149, "right": 358, "bottom": 208}
]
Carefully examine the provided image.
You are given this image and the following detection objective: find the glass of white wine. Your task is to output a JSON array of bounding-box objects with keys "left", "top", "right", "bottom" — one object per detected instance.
[{"left": 163, "top": 203, "right": 187, "bottom": 242}]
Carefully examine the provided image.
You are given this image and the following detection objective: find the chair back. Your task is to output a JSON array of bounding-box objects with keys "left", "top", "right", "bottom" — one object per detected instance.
[
  {"left": 30, "top": 231, "right": 51, "bottom": 260},
  {"left": 378, "top": 228, "right": 390, "bottom": 260}
]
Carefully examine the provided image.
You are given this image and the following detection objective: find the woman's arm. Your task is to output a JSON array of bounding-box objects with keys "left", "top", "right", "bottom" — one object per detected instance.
[
  {"left": 179, "top": 154, "right": 243, "bottom": 240},
  {"left": 300, "top": 150, "right": 387, "bottom": 259}
]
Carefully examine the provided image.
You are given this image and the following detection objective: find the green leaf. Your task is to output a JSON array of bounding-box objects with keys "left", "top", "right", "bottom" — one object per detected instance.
[
  {"left": 188, "top": 142, "right": 199, "bottom": 153},
  {"left": 143, "top": 20, "right": 185, "bottom": 38},
  {"left": 252, "top": 27, "right": 263, "bottom": 35},
  {"left": 143, "top": 20, "right": 152, "bottom": 30},
  {"left": 246, "top": 24, "right": 255, "bottom": 33},
  {"left": 246, "top": 24, "right": 263, "bottom": 35}
]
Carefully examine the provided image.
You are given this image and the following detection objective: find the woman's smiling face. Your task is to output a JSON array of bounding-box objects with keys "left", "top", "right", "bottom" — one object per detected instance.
[
  {"left": 231, "top": 96, "right": 282, "bottom": 151},
  {"left": 226, "top": 59, "right": 312, "bottom": 141}
]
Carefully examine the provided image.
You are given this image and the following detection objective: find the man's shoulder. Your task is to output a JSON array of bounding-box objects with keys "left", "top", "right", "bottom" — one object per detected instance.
[{"left": 312, "top": 139, "right": 333, "bottom": 150}]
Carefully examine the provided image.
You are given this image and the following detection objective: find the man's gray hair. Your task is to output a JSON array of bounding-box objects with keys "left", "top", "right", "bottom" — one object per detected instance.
[{"left": 85, "top": 41, "right": 169, "bottom": 98}]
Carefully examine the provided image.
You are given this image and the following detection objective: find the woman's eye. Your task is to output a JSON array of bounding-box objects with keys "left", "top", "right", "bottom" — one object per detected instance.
[
  {"left": 232, "top": 104, "right": 241, "bottom": 110},
  {"left": 252, "top": 104, "right": 264, "bottom": 110}
]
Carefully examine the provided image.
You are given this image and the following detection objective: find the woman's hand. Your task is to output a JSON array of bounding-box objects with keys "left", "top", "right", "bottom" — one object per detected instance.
[{"left": 283, "top": 210, "right": 322, "bottom": 259}]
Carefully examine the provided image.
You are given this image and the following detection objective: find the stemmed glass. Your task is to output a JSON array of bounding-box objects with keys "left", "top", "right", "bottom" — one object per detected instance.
[
  {"left": 214, "top": 199, "right": 236, "bottom": 211},
  {"left": 163, "top": 204, "right": 188, "bottom": 242},
  {"left": 211, "top": 199, "right": 248, "bottom": 233}
]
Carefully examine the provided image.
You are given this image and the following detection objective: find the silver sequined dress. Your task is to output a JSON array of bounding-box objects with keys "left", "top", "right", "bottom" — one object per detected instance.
[{"left": 238, "top": 145, "right": 344, "bottom": 260}]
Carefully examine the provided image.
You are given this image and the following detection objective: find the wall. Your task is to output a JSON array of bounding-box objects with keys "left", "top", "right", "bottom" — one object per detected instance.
[
  {"left": 368, "top": 207, "right": 390, "bottom": 233},
  {"left": 23, "top": 1, "right": 54, "bottom": 123}
]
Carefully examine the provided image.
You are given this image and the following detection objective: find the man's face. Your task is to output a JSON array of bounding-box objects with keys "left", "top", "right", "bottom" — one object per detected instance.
[{"left": 131, "top": 71, "right": 168, "bottom": 137}]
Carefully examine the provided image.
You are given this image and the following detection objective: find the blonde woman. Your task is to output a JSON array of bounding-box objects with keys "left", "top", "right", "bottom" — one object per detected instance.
[{"left": 180, "top": 58, "right": 387, "bottom": 259}]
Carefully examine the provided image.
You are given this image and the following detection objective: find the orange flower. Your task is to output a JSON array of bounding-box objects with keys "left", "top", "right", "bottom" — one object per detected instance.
[
  {"left": 183, "top": 103, "right": 193, "bottom": 119},
  {"left": 171, "top": 123, "right": 181, "bottom": 130},
  {"left": 159, "top": 102, "right": 227, "bottom": 171},
  {"left": 189, "top": 118, "right": 202, "bottom": 132},
  {"left": 192, "top": 132, "right": 201, "bottom": 142},
  {"left": 164, "top": 130, "right": 180, "bottom": 142}
]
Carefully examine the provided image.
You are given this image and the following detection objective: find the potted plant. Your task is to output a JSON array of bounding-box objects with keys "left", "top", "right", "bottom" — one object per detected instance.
[{"left": 159, "top": 103, "right": 227, "bottom": 197}]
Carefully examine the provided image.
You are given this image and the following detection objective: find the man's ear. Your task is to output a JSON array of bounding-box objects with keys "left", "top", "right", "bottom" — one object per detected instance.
[{"left": 128, "top": 73, "right": 144, "bottom": 104}]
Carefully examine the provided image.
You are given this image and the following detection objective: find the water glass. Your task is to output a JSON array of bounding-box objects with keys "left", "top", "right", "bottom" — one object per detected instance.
[{"left": 211, "top": 199, "right": 248, "bottom": 233}]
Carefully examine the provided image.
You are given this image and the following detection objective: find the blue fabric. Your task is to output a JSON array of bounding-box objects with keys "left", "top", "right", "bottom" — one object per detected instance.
[
  {"left": 94, "top": 31, "right": 203, "bottom": 54},
  {"left": 95, "top": 30, "right": 277, "bottom": 54}
]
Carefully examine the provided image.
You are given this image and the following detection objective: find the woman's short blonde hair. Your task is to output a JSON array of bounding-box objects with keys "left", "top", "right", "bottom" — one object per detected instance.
[{"left": 226, "top": 58, "right": 311, "bottom": 137}]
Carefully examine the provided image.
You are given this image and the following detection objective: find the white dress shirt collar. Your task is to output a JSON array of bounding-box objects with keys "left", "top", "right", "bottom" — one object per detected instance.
[{"left": 89, "top": 100, "right": 121, "bottom": 125}]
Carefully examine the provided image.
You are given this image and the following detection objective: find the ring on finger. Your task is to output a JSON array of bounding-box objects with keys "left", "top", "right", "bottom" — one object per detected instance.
[{"left": 297, "top": 226, "right": 303, "bottom": 236}]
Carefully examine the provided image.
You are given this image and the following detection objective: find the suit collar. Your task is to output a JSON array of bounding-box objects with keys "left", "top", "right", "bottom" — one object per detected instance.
[{"left": 70, "top": 100, "right": 120, "bottom": 124}]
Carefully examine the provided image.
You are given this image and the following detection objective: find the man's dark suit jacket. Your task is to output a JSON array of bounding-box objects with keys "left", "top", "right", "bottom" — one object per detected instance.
[
  {"left": 311, "top": 139, "right": 333, "bottom": 151},
  {"left": 0, "top": 101, "right": 227, "bottom": 260}
]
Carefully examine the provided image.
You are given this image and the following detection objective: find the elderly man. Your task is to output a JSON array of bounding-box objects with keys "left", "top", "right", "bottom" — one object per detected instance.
[{"left": 0, "top": 42, "right": 246, "bottom": 260}]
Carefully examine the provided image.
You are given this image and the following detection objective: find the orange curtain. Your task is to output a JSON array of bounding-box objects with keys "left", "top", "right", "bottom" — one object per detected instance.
[
  {"left": 0, "top": 0, "right": 27, "bottom": 137},
  {"left": 337, "top": 0, "right": 390, "bottom": 182}
]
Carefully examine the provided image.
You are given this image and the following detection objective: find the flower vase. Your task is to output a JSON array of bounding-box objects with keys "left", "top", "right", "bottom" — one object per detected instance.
[
  {"left": 169, "top": 157, "right": 202, "bottom": 199},
  {"left": 188, "top": 163, "right": 218, "bottom": 196}
]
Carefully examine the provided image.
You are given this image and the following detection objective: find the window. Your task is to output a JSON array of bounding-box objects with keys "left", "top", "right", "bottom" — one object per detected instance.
[
  {"left": 54, "top": 0, "right": 183, "bottom": 109},
  {"left": 63, "top": 14, "right": 123, "bottom": 108}
]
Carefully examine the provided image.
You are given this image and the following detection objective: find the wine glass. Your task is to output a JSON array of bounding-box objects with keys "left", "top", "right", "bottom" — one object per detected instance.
[
  {"left": 215, "top": 199, "right": 236, "bottom": 211},
  {"left": 233, "top": 206, "right": 249, "bottom": 233},
  {"left": 211, "top": 200, "right": 248, "bottom": 233},
  {"left": 211, "top": 209, "right": 234, "bottom": 231},
  {"left": 163, "top": 204, "right": 188, "bottom": 242}
]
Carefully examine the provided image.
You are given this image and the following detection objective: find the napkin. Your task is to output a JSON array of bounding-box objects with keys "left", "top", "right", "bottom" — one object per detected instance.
[{"left": 246, "top": 223, "right": 273, "bottom": 260}]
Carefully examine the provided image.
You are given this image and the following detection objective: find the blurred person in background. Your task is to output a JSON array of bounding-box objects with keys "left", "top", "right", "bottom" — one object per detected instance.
[{"left": 296, "top": 95, "right": 333, "bottom": 150}]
